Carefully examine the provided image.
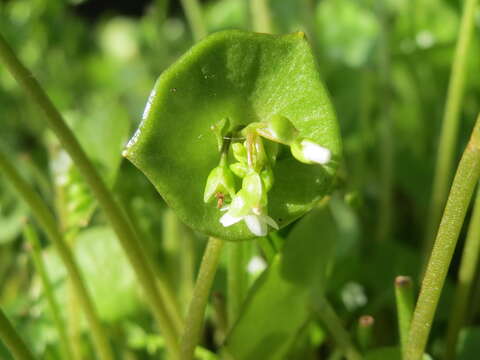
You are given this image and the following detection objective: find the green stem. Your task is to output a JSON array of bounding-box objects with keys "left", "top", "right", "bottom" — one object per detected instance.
[
  {"left": 249, "top": 0, "right": 274, "bottom": 33},
  {"left": 0, "top": 32, "right": 181, "bottom": 359},
  {"left": 406, "top": 116, "right": 480, "bottom": 360},
  {"left": 181, "top": 237, "right": 224, "bottom": 360},
  {"left": 444, "top": 184, "right": 480, "bottom": 359},
  {"left": 394, "top": 276, "right": 415, "bottom": 357},
  {"left": 315, "top": 296, "right": 362, "bottom": 360},
  {"left": 376, "top": 4, "right": 393, "bottom": 242},
  {"left": 23, "top": 224, "right": 72, "bottom": 360},
  {"left": 0, "top": 309, "right": 36, "bottom": 360},
  {"left": 179, "top": 0, "right": 207, "bottom": 42},
  {"left": 424, "top": 0, "right": 479, "bottom": 257},
  {"left": 227, "top": 241, "right": 247, "bottom": 328},
  {"left": 356, "top": 315, "right": 374, "bottom": 352},
  {"left": 0, "top": 151, "right": 114, "bottom": 360}
]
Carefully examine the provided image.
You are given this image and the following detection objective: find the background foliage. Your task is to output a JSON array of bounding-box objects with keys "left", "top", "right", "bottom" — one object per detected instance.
[{"left": 0, "top": 0, "right": 480, "bottom": 359}]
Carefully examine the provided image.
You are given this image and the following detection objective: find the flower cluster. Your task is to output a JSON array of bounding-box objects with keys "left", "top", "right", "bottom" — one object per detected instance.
[{"left": 203, "top": 115, "right": 331, "bottom": 237}]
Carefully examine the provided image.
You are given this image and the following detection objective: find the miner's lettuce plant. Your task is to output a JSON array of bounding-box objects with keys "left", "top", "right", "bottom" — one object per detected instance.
[
  {"left": 1, "top": 1, "right": 480, "bottom": 360},
  {"left": 123, "top": 30, "right": 341, "bottom": 241}
]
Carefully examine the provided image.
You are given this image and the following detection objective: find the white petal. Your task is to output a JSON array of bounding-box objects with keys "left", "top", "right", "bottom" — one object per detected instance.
[
  {"left": 244, "top": 215, "right": 267, "bottom": 236},
  {"left": 301, "top": 140, "right": 331, "bottom": 164},
  {"left": 220, "top": 213, "right": 242, "bottom": 227},
  {"left": 262, "top": 215, "right": 279, "bottom": 230}
]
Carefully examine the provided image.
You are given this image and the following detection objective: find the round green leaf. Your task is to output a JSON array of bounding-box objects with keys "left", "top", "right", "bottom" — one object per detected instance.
[{"left": 125, "top": 30, "right": 341, "bottom": 241}]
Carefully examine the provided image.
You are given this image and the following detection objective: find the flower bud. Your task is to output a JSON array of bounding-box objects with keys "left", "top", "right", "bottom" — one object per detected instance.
[
  {"left": 232, "top": 142, "right": 247, "bottom": 163},
  {"left": 291, "top": 138, "right": 331, "bottom": 165},
  {"left": 203, "top": 164, "right": 236, "bottom": 203},
  {"left": 256, "top": 115, "right": 299, "bottom": 145},
  {"left": 230, "top": 162, "right": 248, "bottom": 178},
  {"left": 242, "top": 171, "right": 264, "bottom": 206},
  {"left": 261, "top": 167, "right": 274, "bottom": 192}
]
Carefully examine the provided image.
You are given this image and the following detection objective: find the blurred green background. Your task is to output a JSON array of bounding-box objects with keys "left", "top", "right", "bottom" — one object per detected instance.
[{"left": 1, "top": 0, "right": 480, "bottom": 359}]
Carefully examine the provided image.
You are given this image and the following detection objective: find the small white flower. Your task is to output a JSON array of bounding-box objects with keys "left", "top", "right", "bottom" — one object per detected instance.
[
  {"left": 291, "top": 138, "right": 331, "bottom": 165},
  {"left": 220, "top": 208, "right": 278, "bottom": 237},
  {"left": 300, "top": 140, "right": 331, "bottom": 164}
]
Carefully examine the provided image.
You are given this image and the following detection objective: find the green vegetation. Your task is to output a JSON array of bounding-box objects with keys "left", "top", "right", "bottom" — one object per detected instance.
[{"left": 0, "top": 1, "right": 480, "bottom": 359}]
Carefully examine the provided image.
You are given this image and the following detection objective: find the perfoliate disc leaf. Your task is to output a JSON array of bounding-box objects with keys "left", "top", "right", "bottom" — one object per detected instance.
[{"left": 125, "top": 30, "right": 341, "bottom": 240}]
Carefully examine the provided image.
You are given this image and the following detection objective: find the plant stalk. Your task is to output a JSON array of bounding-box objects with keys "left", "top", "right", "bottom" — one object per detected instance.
[
  {"left": 444, "top": 184, "right": 480, "bottom": 359},
  {"left": 424, "top": 0, "right": 478, "bottom": 257},
  {"left": 0, "top": 151, "right": 114, "bottom": 360},
  {"left": 376, "top": 4, "right": 393, "bottom": 243},
  {"left": 0, "top": 309, "right": 36, "bottom": 360},
  {"left": 23, "top": 224, "right": 72, "bottom": 360},
  {"left": 181, "top": 237, "right": 224, "bottom": 360},
  {"left": 249, "top": 0, "right": 274, "bottom": 33},
  {"left": 315, "top": 296, "right": 362, "bottom": 360},
  {"left": 406, "top": 115, "right": 480, "bottom": 360},
  {"left": 394, "top": 276, "right": 415, "bottom": 357},
  {"left": 356, "top": 315, "right": 374, "bottom": 351},
  {"left": 180, "top": 0, "right": 207, "bottom": 42},
  {"left": 0, "top": 32, "right": 181, "bottom": 359},
  {"left": 227, "top": 241, "right": 247, "bottom": 328}
]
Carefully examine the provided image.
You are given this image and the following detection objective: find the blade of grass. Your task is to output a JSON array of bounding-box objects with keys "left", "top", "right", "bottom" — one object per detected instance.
[
  {"left": 0, "top": 151, "right": 114, "bottom": 360},
  {"left": 376, "top": 4, "right": 393, "bottom": 243},
  {"left": 424, "top": 0, "right": 479, "bottom": 258},
  {"left": 180, "top": 0, "right": 207, "bottom": 42},
  {"left": 0, "top": 32, "right": 181, "bottom": 360},
  {"left": 406, "top": 115, "right": 480, "bottom": 360},
  {"left": 0, "top": 309, "right": 36, "bottom": 360},
  {"left": 227, "top": 241, "right": 247, "bottom": 329},
  {"left": 444, "top": 183, "right": 480, "bottom": 359},
  {"left": 314, "top": 296, "right": 362, "bottom": 360},
  {"left": 181, "top": 237, "right": 224, "bottom": 360},
  {"left": 23, "top": 224, "right": 72, "bottom": 360}
]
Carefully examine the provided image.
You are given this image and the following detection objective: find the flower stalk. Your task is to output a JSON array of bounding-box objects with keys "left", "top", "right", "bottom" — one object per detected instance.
[
  {"left": 406, "top": 115, "right": 480, "bottom": 360},
  {"left": 181, "top": 237, "right": 224, "bottom": 360}
]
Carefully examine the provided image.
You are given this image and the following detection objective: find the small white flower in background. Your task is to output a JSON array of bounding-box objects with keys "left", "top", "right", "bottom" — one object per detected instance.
[
  {"left": 341, "top": 282, "right": 368, "bottom": 311},
  {"left": 247, "top": 256, "right": 267, "bottom": 275},
  {"left": 291, "top": 138, "right": 331, "bottom": 165}
]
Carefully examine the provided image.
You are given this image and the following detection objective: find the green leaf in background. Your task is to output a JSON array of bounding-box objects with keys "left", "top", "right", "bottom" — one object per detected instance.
[
  {"left": 0, "top": 185, "right": 27, "bottom": 244},
  {"left": 125, "top": 30, "right": 341, "bottom": 241},
  {"left": 50, "top": 99, "right": 130, "bottom": 231},
  {"left": 43, "top": 226, "right": 141, "bottom": 323},
  {"left": 456, "top": 327, "right": 480, "bottom": 360},
  {"left": 316, "top": 0, "right": 380, "bottom": 67},
  {"left": 223, "top": 207, "right": 337, "bottom": 359}
]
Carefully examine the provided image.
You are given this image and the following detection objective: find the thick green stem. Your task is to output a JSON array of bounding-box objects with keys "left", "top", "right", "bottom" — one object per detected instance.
[
  {"left": 181, "top": 237, "right": 224, "bottom": 360},
  {"left": 0, "top": 309, "right": 36, "bottom": 360},
  {"left": 249, "top": 0, "right": 274, "bottom": 33},
  {"left": 23, "top": 225, "right": 72, "bottom": 360},
  {"left": 0, "top": 151, "right": 114, "bottom": 360},
  {"left": 0, "top": 32, "right": 181, "bottom": 359},
  {"left": 444, "top": 184, "right": 480, "bottom": 359},
  {"left": 424, "top": 0, "right": 478, "bottom": 256},
  {"left": 315, "top": 296, "right": 362, "bottom": 360},
  {"left": 180, "top": 0, "right": 207, "bottom": 42},
  {"left": 394, "top": 276, "right": 415, "bottom": 357},
  {"left": 406, "top": 116, "right": 480, "bottom": 360},
  {"left": 227, "top": 241, "right": 247, "bottom": 328}
]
